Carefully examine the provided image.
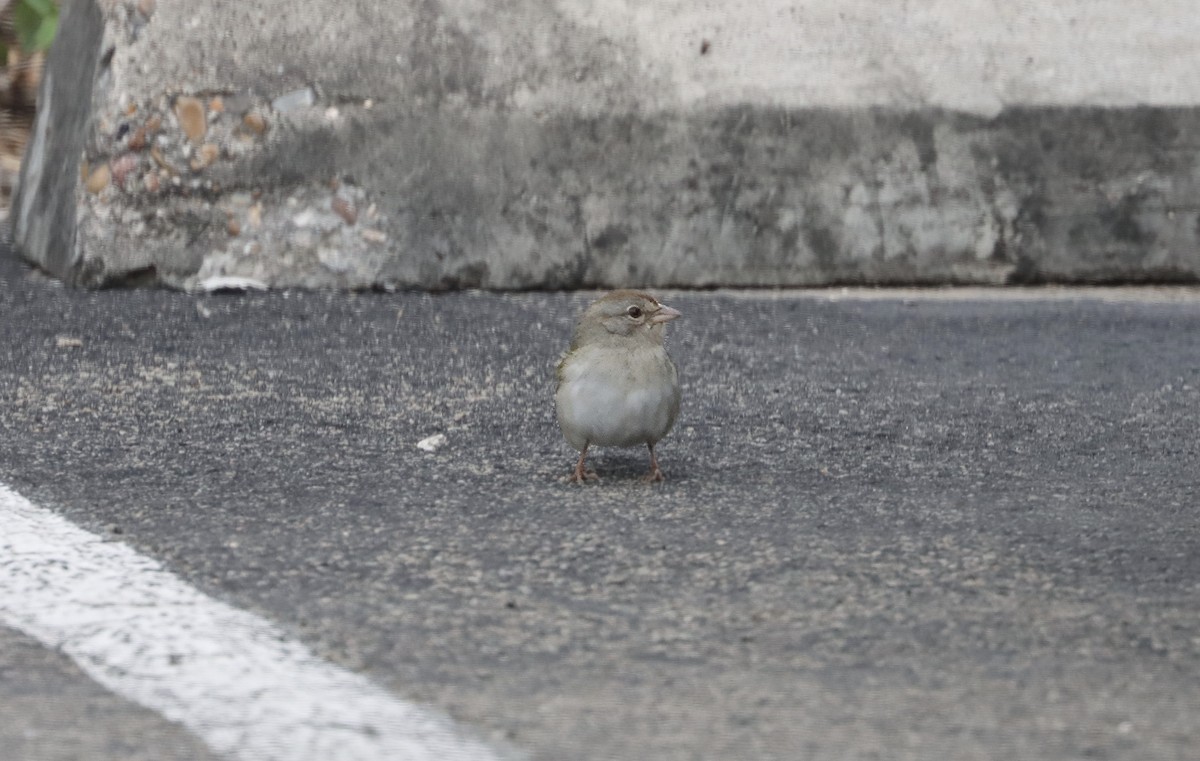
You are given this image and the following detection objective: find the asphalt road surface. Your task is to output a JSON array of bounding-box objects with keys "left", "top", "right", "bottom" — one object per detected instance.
[{"left": 2, "top": 249, "right": 1199, "bottom": 761}]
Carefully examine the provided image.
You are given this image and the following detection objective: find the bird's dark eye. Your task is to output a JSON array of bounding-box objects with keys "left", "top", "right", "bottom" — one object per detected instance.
[{"left": 626, "top": 305, "right": 643, "bottom": 319}]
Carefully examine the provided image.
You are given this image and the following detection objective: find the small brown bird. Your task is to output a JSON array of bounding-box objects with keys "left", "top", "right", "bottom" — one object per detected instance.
[{"left": 555, "top": 290, "right": 682, "bottom": 483}]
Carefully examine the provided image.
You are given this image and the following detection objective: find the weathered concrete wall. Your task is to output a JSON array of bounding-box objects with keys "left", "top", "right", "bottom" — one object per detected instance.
[{"left": 12, "top": 0, "right": 1200, "bottom": 289}]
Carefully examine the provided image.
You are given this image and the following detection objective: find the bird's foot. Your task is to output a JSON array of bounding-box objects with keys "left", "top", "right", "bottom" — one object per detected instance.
[
  {"left": 640, "top": 466, "right": 665, "bottom": 483},
  {"left": 566, "top": 467, "right": 600, "bottom": 484}
]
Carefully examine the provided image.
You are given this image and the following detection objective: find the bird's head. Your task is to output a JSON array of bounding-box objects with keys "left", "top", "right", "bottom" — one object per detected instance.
[{"left": 573, "top": 290, "right": 681, "bottom": 348}]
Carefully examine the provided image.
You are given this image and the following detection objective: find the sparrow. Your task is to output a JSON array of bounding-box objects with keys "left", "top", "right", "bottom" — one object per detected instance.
[{"left": 555, "top": 290, "right": 682, "bottom": 483}]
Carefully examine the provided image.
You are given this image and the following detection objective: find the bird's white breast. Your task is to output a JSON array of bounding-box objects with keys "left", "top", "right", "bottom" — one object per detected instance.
[{"left": 556, "top": 343, "right": 680, "bottom": 450}]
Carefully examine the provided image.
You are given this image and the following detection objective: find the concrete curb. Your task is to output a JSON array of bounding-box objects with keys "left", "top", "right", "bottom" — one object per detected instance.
[{"left": 11, "top": 0, "right": 1200, "bottom": 289}]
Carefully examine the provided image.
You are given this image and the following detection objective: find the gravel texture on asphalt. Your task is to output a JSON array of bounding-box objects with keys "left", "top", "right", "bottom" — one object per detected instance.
[{"left": 3, "top": 254, "right": 1199, "bottom": 760}]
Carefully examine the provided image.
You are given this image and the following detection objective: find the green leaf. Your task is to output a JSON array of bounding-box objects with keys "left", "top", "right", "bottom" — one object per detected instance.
[
  {"left": 33, "top": 16, "right": 57, "bottom": 50},
  {"left": 21, "top": 0, "right": 55, "bottom": 17},
  {"left": 13, "top": 0, "right": 59, "bottom": 52}
]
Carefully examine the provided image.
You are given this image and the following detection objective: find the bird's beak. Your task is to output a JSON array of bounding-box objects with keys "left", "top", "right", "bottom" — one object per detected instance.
[{"left": 651, "top": 304, "right": 682, "bottom": 324}]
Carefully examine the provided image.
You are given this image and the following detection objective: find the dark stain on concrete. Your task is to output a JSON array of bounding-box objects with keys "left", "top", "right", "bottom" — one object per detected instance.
[
  {"left": 894, "top": 111, "right": 939, "bottom": 171},
  {"left": 1106, "top": 193, "right": 1152, "bottom": 245},
  {"left": 43, "top": 94, "right": 1200, "bottom": 288},
  {"left": 589, "top": 225, "right": 629, "bottom": 250}
]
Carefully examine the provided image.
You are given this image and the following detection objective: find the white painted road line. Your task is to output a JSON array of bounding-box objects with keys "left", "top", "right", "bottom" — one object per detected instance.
[{"left": 0, "top": 482, "right": 508, "bottom": 761}]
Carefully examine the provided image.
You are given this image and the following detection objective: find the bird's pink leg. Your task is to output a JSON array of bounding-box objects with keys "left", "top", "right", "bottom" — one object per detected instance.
[
  {"left": 567, "top": 444, "right": 600, "bottom": 484},
  {"left": 642, "top": 443, "right": 665, "bottom": 482}
]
